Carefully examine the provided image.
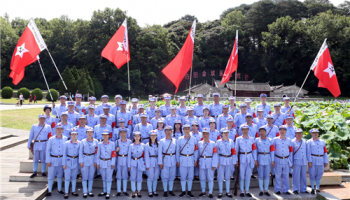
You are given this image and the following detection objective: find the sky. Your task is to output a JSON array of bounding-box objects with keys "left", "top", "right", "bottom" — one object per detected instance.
[{"left": 1, "top": 0, "right": 347, "bottom": 27}]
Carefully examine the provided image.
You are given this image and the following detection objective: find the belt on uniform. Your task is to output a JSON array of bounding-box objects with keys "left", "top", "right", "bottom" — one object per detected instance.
[
  {"left": 142, "top": 137, "right": 150, "bottom": 140},
  {"left": 149, "top": 155, "right": 158, "bottom": 157},
  {"left": 132, "top": 156, "right": 143, "bottom": 160},
  {"left": 219, "top": 154, "right": 231, "bottom": 158},
  {"left": 99, "top": 157, "right": 112, "bottom": 161},
  {"left": 200, "top": 156, "right": 212, "bottom": 158},
  {"left": 50, "top": 154, "right": 63, "bottom": 158},
  {"left": 118, "top": 154, "right": 128, "bottom": 157},
  {"left": 258, "top": 152, "right": 270, "bottom": 155},
  {"left": 35, "top": 140, "right": 47, "bottom": 143},
  {"left": 67, "top": 155, "right": 79, "bottom": 159},
  {"left": 311, "top": 154, "right": 323, "bottom": 157},
  {"left": 239, "top": 151, "right": 252, "bottom": 155},
  {"left": 163, "top": 153, "right": 174, "bottom": 156},
  {"left": 83, "top": 153, "right": 95, "bottom": 156},
  {"left": 275, "top": 155, "right": 289, "bottom": 159},
  {"left": 180, "top": 153, "right": 194, "bottom": 157}
]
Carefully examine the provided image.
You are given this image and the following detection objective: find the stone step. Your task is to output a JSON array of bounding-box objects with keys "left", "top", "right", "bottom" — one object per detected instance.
[
  {"left": 0, "top": 136, "right": 28, "bottom": 151},
  {"left": 20, "top": 159, "right": 47, "bottom": 173}
]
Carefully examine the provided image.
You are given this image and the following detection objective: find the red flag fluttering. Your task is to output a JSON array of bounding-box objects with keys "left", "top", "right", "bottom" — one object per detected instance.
[
  {"left": 102, "top": 18, "right": 130, "bottom": 69},
  {"left": 162, "top": 20, "right": 196, "bottom": 93},
  {"left": 221, "top": 30, "right": 238, "bottom": 85},
  {"left": 9, "top": 19, "right": 46, "bottom": 85},
  {"left": 310, "top": 39, "right": 341, "bottom": 97}
]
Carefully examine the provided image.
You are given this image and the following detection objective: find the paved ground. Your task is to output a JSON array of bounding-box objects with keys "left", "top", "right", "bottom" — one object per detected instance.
[
  {"left": 0, "top": 104, "right": 46, "bottom": 111},
  {"left": 0, "top": 143, "right": 47, "bottom": 200},
  {"left": 320, "top": 182, "right": 350, "bottom": 199}
]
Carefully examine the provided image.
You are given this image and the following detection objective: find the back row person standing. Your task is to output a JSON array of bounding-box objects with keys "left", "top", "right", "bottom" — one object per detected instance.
[
  {"left": 216, "top": 104, "right": 233, "bottom": 131},
  {"left": 234, "top": 104, "right": 248, "bottom": 129},
  {"left": 146, "top": 97, "right": 157, "bottom": 119},
  {"left": 209, "top": 93, "right": 222, "bottom": 119},
  {"left": 99, "top": 104, "right": 115, "bottom": 128},
  {"left": 177, "top": 96, "right": 188, "bottom": 117},
  {"left": 86, "top": 105, "right": 99, "bottom": 128},
  {"left": 255, "top": 93, "right": 271, "bottom": 118},
  {"left": 115, "top": 100, "right": 132, "bottom": 130},
  {"left": 244, "top": 98, "right": 256, "bottom": 118},
  {"left": 85, "top": 97, "right": 97, "bottom": 115},
  {"left": 150, "top": 107, "right": 164, "bottom": 129},
  {"left": 228, "top": 96, "right": 239, "bottom": 117},
  {"left": 133, "top": 104, "right": 149, "bottom": 127},
  {"left": 67, "top": 101, "right": 79, "bottom": 126},
  {"left": 194, "top": 94, "right": 206, "bottom": 117},
  {"left": 110, "top": 95, "right": 122, "bottom": 115},
  {"left": 165, "top": 106, "right": 182, "bottom": 128},
  {"left": 95, "top": 95, "right": 109, "bottom": 116},
  {"left": 160, "top": 96, "right": 172, "bottom": 117},
  {"left": 133, "top": 113, "right": 153, "bottom": 144},
  {"left": 129, "top": 98, "right": 139, "bottom": 118},
  {"left": 44, "top": 105, "right": 56, "bottom": 136},
  {"left": 272, "top": 103, "right": 286, "bottom": 127},
  {"left": 74, "top": 94, "right": 86, "bottom": 115},
  {"left": 198, "top": 106, "right": 213, "bottom": 132},
  {"left": 52, "top": 95, "right": 68, "bottom": 119},
  {"left": 182, "top": 107, "right": 197, "bottom": 129}
]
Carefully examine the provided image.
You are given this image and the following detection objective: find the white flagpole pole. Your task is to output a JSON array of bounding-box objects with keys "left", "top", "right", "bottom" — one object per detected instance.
[
  {"left": 127, "top": 52, "right": 131, "bottom": 103},
  {"left": 46, "top": 49, "right": 73, "bottom": 101},
  {"left": 234, "top": 70, "right": 237, "bottom": 97},
  {"left": 188, "top": 66, "right": 193, "bottom": 106},
  {"left": 37, "top": 56, "right": 61, "bottom": 121}
]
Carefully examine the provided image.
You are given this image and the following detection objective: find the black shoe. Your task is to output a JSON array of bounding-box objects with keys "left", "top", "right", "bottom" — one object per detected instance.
[
  {"left": 239, "top": 193, "right": 245, "bottom": 197},
  {"left": 289, "top": 173, "right": 293, "bottom": 178},
  {"left": 293, "top": 191, "right": 299, "bottom": 194},
  {"left": 30, "top": 172, "right": 37, "bottom": 178},
  {"left": 71, "top": 192, "right": 79, "bottom": 196},
  {"left": 311, "top": 189, "right": 316, "bottom": 194},
  {"left": 46, "top": 192, "right": 52, "bottom": 196},
  {"left": 194, "top": 176, "right": 199, "bottom": 181},
  {"left": 88, "top": 192, "right": 94, "bottom": 197},
  {"left": 208, "top": 194, "right": 213, "bottom": 198},
  {"left": 285, "top": 191, "right": 291, "bottom": 195},
  {"left": 143, "top": 174, "right": 148, "bottom": 179},
  {"left": 264, "top": 192, "right": 270, "bottom": 196},
  {"left": 132, "top": 194, "right": 136, "bottom": 198},
  {"left": 199, "top": 192, "right": 206, "bottom": 197},
  {"left": 187, "top": 191, "right": 194, "bottom": 198},
  {"left": 230, "top": 176, "right": 235, "bottom": 180},
  {"left": 116, "top": 193, "right": 121, "bottom": 196},
  {"left": 272, "top": 174, "right": 275, "bottom": 178},
  {"left": 259, "top": 192, "right": 264, "bottom": 196},
  {"left": 123, "top": 192, "right": 129, "bottom": 196},
  {"left": 175, "top": 177, "right": 180, "bottom": 181},
  {"left": 246, "top": 193, "right": 252, "bottom": 197},
  {"left": 169, "top": 191, "right": 175, "bottom": 196},
  {"left": 214, "top": 177, "right": 217, "bottom": 180},
  {"left": 64, "top": 194, "right": 69, "bottom": 199},
  {"left": 251, "top": 174, "right": 257, "bottom": 179},
  {"left": 303, "top": 191, "right": 309, "bottom": 194},
  {"left": 163, "top": 192, "right": 168, "bottom": 197},
  {"left": 94, "top": 175, "right": 101, "bottom": 179},
  {"left": 106, "top": 194, "right": 110, "bottom": 199},
  {"left": 98, "top": 192, "right": 106, "bottom": 196},
  {"left": 218, "top": 193, "right": 223, "bottom": 198},
  {"left": 42, "top": 173, "right": 47, "bottom": 177},
  {"left": 83, "top": 193, "right": 87, "bottom": 198},
  {"left": 137, "top": 192, "right": 142, "bottom": 198},
  {"left": 316, "top": 190, "right": 321, "bottom": 193},
  {"left": 57, "top": 190, "right": 65, "bottom": 195},
  {"left": 179, "top": 192, "right": 186, "bottom": 197},
  {"left": 276, "top": 191, "right": 281, "bottom": 195},
  {"left": 226, "top": 193, "right": 233, "bottom": 198},
  {"left": 153, "top": 192, "right": 158, "bottom": 196},
  {"left": 148, "top": 192, "right": 153, "bottom": 197}
]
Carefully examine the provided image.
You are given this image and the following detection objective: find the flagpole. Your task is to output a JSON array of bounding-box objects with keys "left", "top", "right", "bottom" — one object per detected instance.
[
  {"left": 37, "top": 56, "right": 61, "bottom": 121},
  {"left": 292, "top": 69, "right": 311, "bottom": 105},
  {"left": 46, "top": 49, "right": 73, "bottom": 101},
  {"left": 127, "top": 52, "right": 131, "bottom": 103},
  {"left": 234, "top": 70, "right": 237, "bottom": 97},
  {"left": 188, "top": 66, "right": 193, "bottom": 106}
]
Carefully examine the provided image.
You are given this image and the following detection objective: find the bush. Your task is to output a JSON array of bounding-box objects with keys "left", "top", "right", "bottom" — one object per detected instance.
[
  {"left": 1, "top": 86, "right": 13, "bottom": 99},
  {"left": 17, "top": 87, "right": 30, "bottom": 99},
  {"left": 46, "top": 89, "right": 59, "bottom": 101},
  {"left": 31, "top": 88, "right": 43, "bottom": 100}
]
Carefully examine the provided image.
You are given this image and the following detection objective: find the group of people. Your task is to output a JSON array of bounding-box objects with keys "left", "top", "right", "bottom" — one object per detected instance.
[{"left": 27, "top": 93, "right": 329, "bottom": 199}]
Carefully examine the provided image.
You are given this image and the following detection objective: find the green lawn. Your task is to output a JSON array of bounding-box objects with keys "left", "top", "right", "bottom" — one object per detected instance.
[
  {"left": 0, "top": 98, "right": 48, "bottom": 104},
  {"left": 0, "top": 108, "right": 43, "bottom": 131}
]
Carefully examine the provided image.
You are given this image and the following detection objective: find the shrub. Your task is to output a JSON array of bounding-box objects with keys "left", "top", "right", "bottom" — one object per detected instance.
[
  {"left": 1, "top": 86, "right": 13, "bottom": 99},
  {"left": 17, "top": 87, "right": 30, "bottom": 99},
  {"left": 46, "top": 89, "right": 59, "bottom": 101},
  {"left": 31, "top": 88, "right": 43, "bottom": 100}
]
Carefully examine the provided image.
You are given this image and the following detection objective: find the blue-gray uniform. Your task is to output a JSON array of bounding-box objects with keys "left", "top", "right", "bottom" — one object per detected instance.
[
  {"left": 234, "top": 109, "right": 248, "bottom": 129},
  {"left": 165, "top": 113, "right": 182, "bottom": 127},
  {"left": 146, "top": 107, "right": 156, "bottom": 120},
  {"left": 182, "top": 115, "right": 197, "bottom": 129},
  {"left": 194, "top": 103, "right": 206, "bottom": 117},
  {"left": 115, "top": 138, "right": 132, "bottom": 193},
  {"left": 73, "top": 125, "right": 90, "bottom": 141},
  {"left": 228, "top": 126, "right": 238, "bottom": 142},
  {"left": 75, "top": 103, "right": 86, "bottom": 115},
  {"left": 95, "top": 95, "right": 110, "bottom": 115},
  {"left": 216, "top": 113, "right": 233, "bottom": 131},
  {"left": 60, "top": 121, "right": 74, "bottom": 139},
  {"left": 253, "top": 117, "right": 267, "bottom": 129},
  {"left": 128, "top": 140, "right": 146, "bottom": 192},
  {"left": 86, "top": 113, "right": 99, "bottom": 128},
  {"left": 46, "top": 132, "right": 68, "bottom": 193},
  {"left": 198, "top": 115, "right": 213, "bottom": 132},
  {"left": 176, "top": 131, "right": 198, "bottom": 192},
  {"left": 209, "top": 102, "right": 223, "bottom": 118},
  {"left": 272, "top": 126, "right": 293, "bottom": 193},
  {"left": 110, "top": 105, "right": 120, "bottom": 116},
  {"left": 63, "top": 139, "right": 80, "bottom": 193},
  {"left": 67, "top": 110, "right": 80, "bottom": 127},
  {"left": 133, "top": 121, "right": 153, "bottom": 144},
  {"left": 307, "top": 128, "right": 329, "bottom": 191},
  {"left": 116, "top": 111, "right": 132, "bottom": 128},
  {"left": 79, "top": 135, "right": 98, "bottom": 194},
  {"left": 239, "top": 123, "right": 259, "bottom": 138},
  {"left": 145, "top": 131, "right": 160, "bottom": 194},
  {"left": 45, "top": 114, "right": 56, "bottom": 135},
  {"left": 177, "top": 105, "right": 188, "bottom": 117},
  {"left": 100, "top": 113, "right": 115, "bottom": 128},
  {"left": 160, "top": 104, "right": 171, "bottom": 117},
  {"left": 112, "top": 126, "right": 130, "bottom": 141},
  {"left": 209, "top": 129, "right": 220, "bottom": 142},
  {"left": 191, "top": 130, "right": 203, "bottom": 144},
  {"left": 96, "top": 139, "right": 116, "bottom": 195},
  {"left": 263, "top": 124, "right": 280, "bottom": 139},
  {"left": 28, "top": 117, "right": 52, "bottom": 174},
  {"left": 93, "top": 124, "right": 112, "bottom": 141},
  {"left": 158, "top": 133, "right": 177, "bottom": 192},
  {"left": 52, "top": 102, "right": 68, "bottom": 117},
  {"left": 217, "top": 133, "right": 237, "bottom": 194},
  {"left": 281, "top": 97, "right": 295, "bottom": 117},
  {"left": 155, "top": 129, "right": 165, "bottom": 141},
  {"left": 255, "top": 102, "right": 271, "bottom": 118},
  {"left": 235, "top": 126, "right": 257, "bottom": 194},
  {"left": 197, "top": 132, "right": 218, "bottom": 194},
  {"left": 255, "top": 134, "right": 275, "bottom": 192},
  {"left": 286, "top": 125, "right": 296, "bottom": 139},
  {"left": 292, "top": 129, "right": 307, "bottom": 193},
  {"left": 150, "top": 116, "right": 164, "bottom": 129},
  {"left": 85, "top": 97, "right": 97, "bottom": 115},
  {"left": 228, "top": 105, "right": 239, "bottom": 117},
  {"left": 130, "top": 107, "right": 138, "bottom": 118},
  {"left": 272, "top": 111, "right": 286, "bottom": 128}
]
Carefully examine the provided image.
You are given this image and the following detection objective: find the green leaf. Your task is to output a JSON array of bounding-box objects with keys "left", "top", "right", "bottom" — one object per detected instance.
[
  {"left": 303, "top": 109, "right": 314, "bottom": 116},
  {"left": 335, "top": 129, "right": 350, "bottom": 141},
  {"left": 320, "top": 131, "right": 335, "bottom": 141},
  {"left": 315, "top": 119, "right": 325, "bottom": 130},
  {"left": 323, "top": 122, "right": 334, "bottom": 131},
  {"left": 341, "top": 157, "right": 348, "bottom": 166}
]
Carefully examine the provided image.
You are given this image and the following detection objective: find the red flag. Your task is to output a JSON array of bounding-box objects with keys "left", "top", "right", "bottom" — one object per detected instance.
[
  {"left": 221, "top": 30, "right": 238, "bottom": 85},
  {"left": 102, "top": 18, "right": 130, "bottom": 69},
  {"left": 311, "top": 39, "right": 341, "bottom": 97},
  {"left": 9, "top": 19, "right": 46, "bottom": 84},
  {"left": 162, "top": 20, "right": 196, "bottom": 93}
]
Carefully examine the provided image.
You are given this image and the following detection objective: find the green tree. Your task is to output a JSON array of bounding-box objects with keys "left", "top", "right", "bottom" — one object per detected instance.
[
  {"left": 58, "top": 66, "right": 76, "bottom": 94},
  {"left": 76, "top": 73, "right": 90, "bottom": 94}
]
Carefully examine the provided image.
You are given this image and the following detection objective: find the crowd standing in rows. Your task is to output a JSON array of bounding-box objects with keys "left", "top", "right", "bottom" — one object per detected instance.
[{"left": 27, "top": 93, "right": 329, "bottom": 199}]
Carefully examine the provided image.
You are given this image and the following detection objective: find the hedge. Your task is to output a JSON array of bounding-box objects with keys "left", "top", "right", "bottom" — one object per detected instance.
[
  {"left": 17, "top": 87, "right": 30, "bottom": 99},
  {"left": 1, "top": 86, "right": 13, "bottom": 99},
  {"left": 46, "top": 89, "right": 59, "bottom": 101},
  {"left": 31, "top": 88, "right": 43, "bottom": 100}
]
